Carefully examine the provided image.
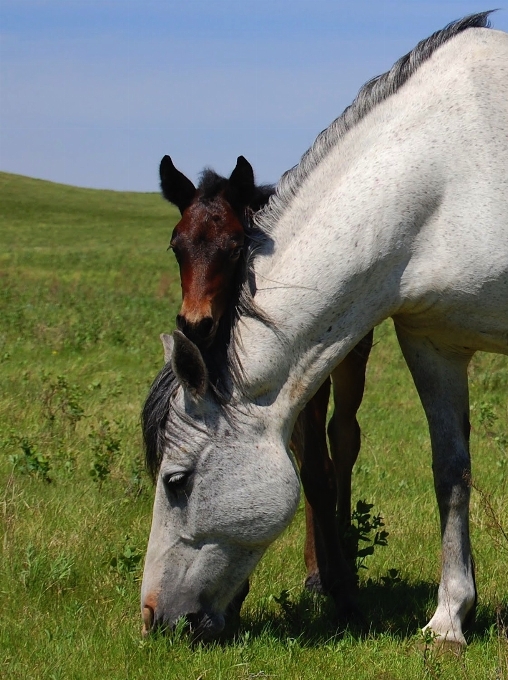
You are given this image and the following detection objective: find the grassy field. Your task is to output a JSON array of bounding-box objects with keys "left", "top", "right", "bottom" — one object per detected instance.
[{"left": 0, "top": 171, "right": 507, "bottom": 679}]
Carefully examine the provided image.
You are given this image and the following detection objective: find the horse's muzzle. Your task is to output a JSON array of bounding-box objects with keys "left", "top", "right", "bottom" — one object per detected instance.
[
  {"left": 142, "top": 605, "right": 225, "bottom": 642},
  {"left": 176, "top": 315, "right": 216, "bottom": 347}
]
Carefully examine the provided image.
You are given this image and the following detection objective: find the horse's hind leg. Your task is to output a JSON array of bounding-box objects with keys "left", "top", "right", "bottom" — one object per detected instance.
[
  {"left": 396, "top": 326, "right": 476, "bottom": 649},
  {"left": 294, "top": 379, "right": 357, "bottom": 616},
  {"left": 328, "top": 330, "right": 373, "bottom": 561}
]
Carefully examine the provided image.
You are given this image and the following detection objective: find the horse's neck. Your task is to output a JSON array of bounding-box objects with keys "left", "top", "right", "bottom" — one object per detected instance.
[
  {"left": 238, "top": 146, "right": 414, "bottom": 412},
  {"left": 238, "top": 89, "right": 441, "bottom": 423}
]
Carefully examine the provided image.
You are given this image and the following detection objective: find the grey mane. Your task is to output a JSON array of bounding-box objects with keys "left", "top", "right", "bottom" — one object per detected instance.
[{"left": 255, "top": 11, "right": 494, "bottom": 237}]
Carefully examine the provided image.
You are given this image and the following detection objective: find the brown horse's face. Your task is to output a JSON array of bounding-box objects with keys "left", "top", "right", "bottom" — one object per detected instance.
[
  {"left": 171, "top": 195, "right": 244, "bottom": 347},
  {"left": 160, "top": 154, "right": 272, "bottom": 348}
]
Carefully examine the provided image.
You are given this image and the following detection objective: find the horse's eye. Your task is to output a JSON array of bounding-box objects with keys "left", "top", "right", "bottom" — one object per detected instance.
[
  {"left": 230, "top": 246, "right": 243, "bottom": 261},
  {"left": 169, "top": 244, "right": 181, "bottom": 262},
  {"left": 163, "top": 470, "right": 191, "bottom": 493}
]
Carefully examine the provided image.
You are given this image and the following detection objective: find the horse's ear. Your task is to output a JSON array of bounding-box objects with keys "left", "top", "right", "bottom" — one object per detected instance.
[
  {"left": 171, "top": 330, "right": 208, "bottom": 399},
  {"left": 227, "top": 155, "right": 256, "bottom": 207},
  {"left": 160, "top": 333, "right": 174, "bottom": 364},
  {"left": 160, "top": 155, "right": 196, "bottom": 214}
]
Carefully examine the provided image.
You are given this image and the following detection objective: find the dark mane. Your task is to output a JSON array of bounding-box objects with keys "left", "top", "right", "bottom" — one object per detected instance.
[
  {"left": 194, "top": 169, "right": 277, "bottom": 400},
  {"left": 142, "top": 360, "right": 180, "bottom": 482},
  {"left": 199, "top": 210, "right": 276, "bottom": 400},
  {"left": 250, "top": 184, "right": 277, "bottom": 212},
  {"left": 255, "top": 11, "right": 494, "bottom": 237}
]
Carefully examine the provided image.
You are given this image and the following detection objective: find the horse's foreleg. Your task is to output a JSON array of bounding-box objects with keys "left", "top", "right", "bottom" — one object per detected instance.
[
  {"left": 292, "top": 377, "right": 335, "bottom": 592},
  {"left": 396, "top": 326, "right": 476, "bottom": 649},
  {"left": 328, "top": 330, "right": 373, "bottom": 562},
  {"left": 293, "top": 378, "right": 356, "bottom": 615}
]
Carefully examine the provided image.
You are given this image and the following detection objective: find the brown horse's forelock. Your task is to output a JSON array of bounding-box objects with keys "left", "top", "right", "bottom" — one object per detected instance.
[{"left": 198, "top": 169, "right": 229, "bottom": 202}]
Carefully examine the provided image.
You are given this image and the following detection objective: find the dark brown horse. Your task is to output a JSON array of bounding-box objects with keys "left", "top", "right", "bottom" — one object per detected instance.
[{"left": 159, "top": 154, "right": 373, "bottom": 612}]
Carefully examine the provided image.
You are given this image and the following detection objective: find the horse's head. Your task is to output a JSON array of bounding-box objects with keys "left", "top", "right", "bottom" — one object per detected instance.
[
  {"left": 160, "top": 155, "right": 273, "bottom": 348},
  {"left": 140, "top": 332, "right": 300, "bottom": 641}
]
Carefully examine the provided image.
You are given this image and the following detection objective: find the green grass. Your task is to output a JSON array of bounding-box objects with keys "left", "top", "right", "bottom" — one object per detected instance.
[{"left": 1, "top": 171, "right": 507, "bottom": 679}]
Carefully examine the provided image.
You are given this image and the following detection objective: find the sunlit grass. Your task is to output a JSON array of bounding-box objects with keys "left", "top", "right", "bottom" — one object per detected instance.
[{"left": 1, "top": 172, "right": 507, "bottom": 679}]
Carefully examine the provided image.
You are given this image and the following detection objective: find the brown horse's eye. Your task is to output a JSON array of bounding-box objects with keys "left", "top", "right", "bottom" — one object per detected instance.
[
  {"left": 170, "top": 244, "right": 181, "bottom": 262},
  {"left": 230, "top": 246, "right": 242, "bottom": 261}
]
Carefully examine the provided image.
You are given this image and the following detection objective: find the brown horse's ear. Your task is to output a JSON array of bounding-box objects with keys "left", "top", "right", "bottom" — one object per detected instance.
[
  {"left": 171, "top": 330, "right": 208, "bottom": 399},
  {"left": 227, "top": 156, "right": 256, "bottom": 207},
  {"left": 160, "top": 155, "right": 196, "bottom": 214}
]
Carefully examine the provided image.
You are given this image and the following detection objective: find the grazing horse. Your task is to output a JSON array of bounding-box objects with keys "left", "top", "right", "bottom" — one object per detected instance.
[
  {"left": 157, "top": 154, "right": 373, "bottom": 601},
  {"left": 141, "top": 12, "right": 508, "bottom": 648}
]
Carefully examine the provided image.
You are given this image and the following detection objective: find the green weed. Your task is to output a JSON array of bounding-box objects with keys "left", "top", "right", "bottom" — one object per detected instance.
[
  {"left": 345, "top": 499, "right": 389, "bottom": 577},
  {"left": 42, "top": 373, "right": 85, "bottom": 431},
  {"left": 88, "top": 419, "right": 121, "bottom": 485},
  {"left": 109, "top": 535, "right": 143, "bottom": 580},
  {"left": 9, "top": 437, "right": 52, "bottom": 482}
]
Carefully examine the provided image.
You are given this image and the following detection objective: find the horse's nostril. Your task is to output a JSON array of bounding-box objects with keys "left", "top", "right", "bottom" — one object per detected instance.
[
  {"left": 197, "top": 317, "right": 214, "bottom": 338},
  {"left": 142, "top": 606, "right": 154, "bottom": 636},
  {"left": 185, "top": 612, "right": 201, "bottom": 630},
  {"left": 177, "top": 315, "right": 215, "bottom": 346},
  {"left": 185, "top": 611, "right": 225, "bottom": 642}
]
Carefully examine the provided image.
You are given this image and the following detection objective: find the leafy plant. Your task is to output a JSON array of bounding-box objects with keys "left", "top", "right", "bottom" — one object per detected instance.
[
  {"left": 42, "top": 373, "right": 84, "bottom": 431},
  {"left": 273, "top": 589, "right": 293, "bottom": 617},
  {"left": 478, "top": 400, "right": 498, "bottom": 427},
  {"left": 88, "top": 419, "right": 121, "bottom": 485},
  {"left": 345, "top": 499, "right": 389, "bottom": 577},
  {"left": 272, "top": 588, "right": 304, "bottom": 634},
  {"left": 126, "top": 455, "right": 146, "bottom": 497},
  {"left": 9, "top": 437, "right": 51, "bottom": 482},
  {"left": 109, "top": 535, "right": 143, "bottom": 579},
  {"left": 379, "top": 568, "right": 401, "bottom": 586}
]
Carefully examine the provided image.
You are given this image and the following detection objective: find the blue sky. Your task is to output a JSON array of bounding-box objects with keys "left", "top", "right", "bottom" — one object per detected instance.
[{"left": 1, "top": 2, "right": 506, "bottom": 191}]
